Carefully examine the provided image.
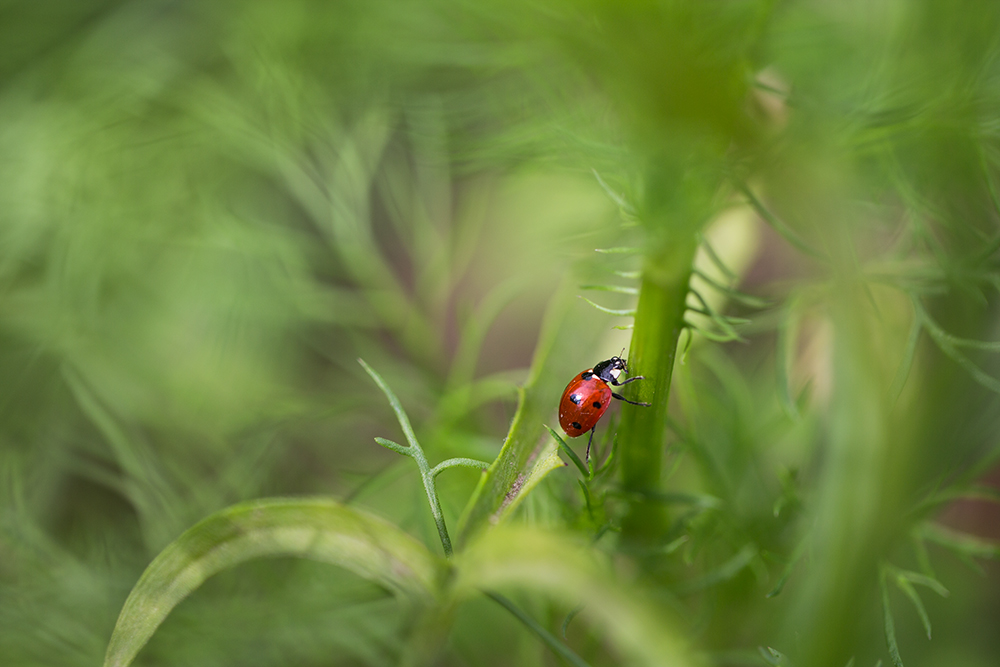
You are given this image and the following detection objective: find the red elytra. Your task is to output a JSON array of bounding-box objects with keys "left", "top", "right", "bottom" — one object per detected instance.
[
  {"left": 558, "top": 355, "right": 650, "bottom": 459},
  {"left": 558, "top": 373, "right": 613, "bottom": 437}
]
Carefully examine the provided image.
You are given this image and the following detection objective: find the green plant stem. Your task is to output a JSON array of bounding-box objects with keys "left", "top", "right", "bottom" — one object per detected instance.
[
  {"left": 423, "top": 460, "right": 490, "bottom": 556},
  {"left": 362, "top": 360, "right": 491, "bottom": 559},
  {"left": 422, "top": 468, "right": 454, "bottom": 557},
  {"left": 377, "top": 444, "right": 489, "bottom": 559},
  {"left": 375, "top": 435, "right": 457, "bottom": 557},
  {"left": 619, "top": 233, "right": 699, "bottom": 544}
]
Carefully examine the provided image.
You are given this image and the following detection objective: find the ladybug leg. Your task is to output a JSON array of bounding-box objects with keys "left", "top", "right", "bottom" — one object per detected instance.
[
  {"left": 612, "top": 375, "right": 644, "bottom": 386},
  {"left": 586, "top": 427, "right": 596, "bottom": 462},
  {"left": 612, "top": 392, "right": 651, "bottom": 407}
]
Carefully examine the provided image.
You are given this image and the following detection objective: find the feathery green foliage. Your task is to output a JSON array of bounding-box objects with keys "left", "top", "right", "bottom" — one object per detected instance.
[{"left": 2, "top": 1, "right": 1000, "bottom": 666}]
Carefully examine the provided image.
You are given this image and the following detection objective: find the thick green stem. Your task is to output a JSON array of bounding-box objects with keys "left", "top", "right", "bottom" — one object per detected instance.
[{"left": 619, "top": 234, "right": 698, "bottom": 544}]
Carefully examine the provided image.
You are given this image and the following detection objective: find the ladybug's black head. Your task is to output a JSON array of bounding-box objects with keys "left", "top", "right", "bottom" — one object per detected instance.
[{"left": 593, "top": 355, "right": 628, "bottom": 383}]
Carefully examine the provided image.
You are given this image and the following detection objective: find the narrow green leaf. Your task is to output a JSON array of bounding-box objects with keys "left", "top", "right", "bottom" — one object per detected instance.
[
  {"left": 578, "top": 480, "right": 597, "bottom": 522},
  {"left": 697, "top": 235, "right": 738, "bottom": 281},
  {"left": 737, "top": 181, "right": 827, "bottom": 260},
  {"left": 62, "top": 367, "right": 146, "bottom": 484},
  {"left": 688, "top": 289, "right": 746, "bottom": 342},
  {"left": 684, "top": 321, "right": 743, "bottom": 343},
  {"left": 592, "top": 168, "right": 635, "bottom": 215},
  {"left": 62, "top": 366, "right": 178, "bottom": 537},
  {"left": 912, "top": 296, "right": 1000, "bottom": 393},
  {"left": 429, "top": 458, "right": 491, "bottom": 478},
  {"left": 678, "top": 327, "right": 693, "bottom": 364},
  {"left": 894, "top": 575, "right": 932, "bottom": 640},
  {"left": 359, "top": 358, "right": 421, "bottom": 449},
  {"left": 895, "top": 569, "right": 949, "bottom": 597},
  {"left": 934, "top": 327, "right": 1000, "bottom": 351},
  {"left": 486, "top": 592, "right": 592, "bottom": 667},
  {"left": 933, "top": 443, "right": 1000, "bottom": 499},
  {"left": 890, "top": 313, "right": 922, "bottom": 401},
  {"left": 923, "top": 325, "right": 1000, "bottom": 392},
  {"left": 921, "top": 522, "right": 1000, "bottom": 560},
  {"left": 917, "top": 300, "right": 1000, "bottom": 351},
  {"left": 595, "top": 246, "right": 640, "bottom": 254},
  {"left": 976, "top": 147, "right": 1000, "bottom": 263},
  {"left": 911, "top": 533, "right": 936, "bottom": 579},
  {"left": 675, "top": 544, "right": 757, "bottom": 594},
  {"left": 880, "top": 570, "right": 905, "bottom": 667},
  {"left": 593, "top": 431, "right": 620, "bottom": 479},
  {"left": 104, "top": 498, "right": 447, "bottom": 667},
  {"left": 766, "top": 536, "right": 808, "bottom": 598},
  {"left": 546, "top": 425, "right": 589, "bottom": 479},
  {"left": 960, "top": 484, "right": 1000, "bottom": 504},
  {"left": 659, "top": 535, "right": 689, "bottom": 555},
  {"left": 691, "top": 268, "right": 771, "bottom": 308},
  {"left": 562, "top": 604, "right": 586, "bottom": 639},
  {"left": 375, "top": 436, "right": 411, "bottom": 456},
  {"left": 580, "top": 284, "right": 640, "bottom": 295},
  {"left": 686, "top": 307, "right": 750, "bottom": 325},
  {"left": 580, "top": 296, "right": 637, "bottom": 316}
]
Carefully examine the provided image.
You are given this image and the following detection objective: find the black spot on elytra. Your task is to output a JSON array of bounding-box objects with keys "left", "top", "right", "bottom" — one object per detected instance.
[
  {"left": 571, "top": 421, "right": 582, "bottom": 430},
  {"left": 569, "top": 394, "right": 583, "bottom": 405},
  {"left": 592, "top": 401, "right": 602, "bottom": 408},
  {"left": 581, "top": 371, "right": 593, "bottom": 380}
]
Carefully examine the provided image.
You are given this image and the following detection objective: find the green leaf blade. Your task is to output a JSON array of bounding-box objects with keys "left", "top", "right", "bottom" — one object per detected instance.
[
  {"left": 894, "top": 575, "right": 933, "bottom": 640},
  {"left": 674, "top": 543, "right": 757, "bottom": 595},
  {"left": 580, "top": 296, "right": 637, "bottom": 317},
  {"left": 737, "top": 181, "right": 827, "bottom": 260},
  {"left": 595, "top": 246, "right": 640, "bottom": 254},
  {"left": 921, "top": 522, "right": 1000, "bottom": 560},
  {"left": 104, "top": 498, "right": 446, "bottom": 667},
  {"left": 580, "top": 284, "right": 639, "bottom": 295},
  {"left": 546, "top": 425, "right": 589, "bottom": 479},
  {"left": 881, "top": 570, "right": 905, "bottom": 667},
  {"left": 359, "top": 358, "right": 421, "bottom": 450}
]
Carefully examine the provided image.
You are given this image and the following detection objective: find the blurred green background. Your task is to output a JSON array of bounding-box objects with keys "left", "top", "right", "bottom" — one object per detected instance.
[{"left": 2, "top": 1, "right": 1000, "bottom": 666}]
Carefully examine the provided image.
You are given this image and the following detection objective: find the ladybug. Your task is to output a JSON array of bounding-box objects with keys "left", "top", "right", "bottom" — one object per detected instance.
[{"left": 558, "top": 354, "right": 650, "bottom": 459}]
